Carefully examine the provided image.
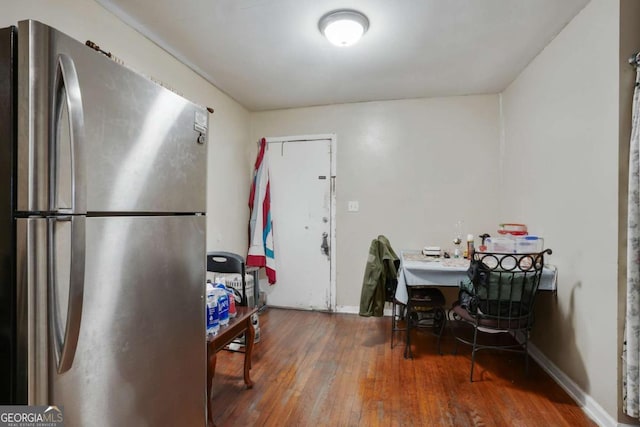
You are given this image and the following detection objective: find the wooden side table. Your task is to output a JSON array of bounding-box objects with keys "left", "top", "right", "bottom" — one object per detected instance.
[{"left": 207, "top": 306, "right": 258, "bottom": 426}]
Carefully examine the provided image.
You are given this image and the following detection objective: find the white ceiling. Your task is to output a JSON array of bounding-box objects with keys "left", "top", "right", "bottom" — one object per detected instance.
[{"left": 95, "top": 0, "right": 590, "bottom": 112}]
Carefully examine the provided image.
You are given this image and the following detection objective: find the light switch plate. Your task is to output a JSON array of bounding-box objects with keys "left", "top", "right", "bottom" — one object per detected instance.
[{"left": 348, "top": 201, "right": 359, "bottom": 212}]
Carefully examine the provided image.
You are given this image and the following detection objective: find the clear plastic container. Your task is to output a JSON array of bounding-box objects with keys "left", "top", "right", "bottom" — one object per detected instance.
[
  {"left": 515, "top": 236, "right": 544, "bottom": 253},
  {"left": 485, "top": 237, "right": 516, "bottom": 253}
]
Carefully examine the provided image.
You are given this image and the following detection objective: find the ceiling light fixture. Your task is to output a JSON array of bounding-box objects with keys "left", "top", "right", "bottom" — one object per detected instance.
[{"left": 318, "top": 9, "right": 369, "bottom": 47}]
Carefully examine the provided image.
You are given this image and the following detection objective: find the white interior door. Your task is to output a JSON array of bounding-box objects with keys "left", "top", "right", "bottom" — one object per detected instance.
[{"left": 266, "top": 136, "right": 335, "bottom": 311}]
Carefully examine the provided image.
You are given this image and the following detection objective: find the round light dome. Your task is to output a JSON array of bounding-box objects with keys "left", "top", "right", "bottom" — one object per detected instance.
[{"left": 319, "top": 10, "right": 369, "bottom": 47}]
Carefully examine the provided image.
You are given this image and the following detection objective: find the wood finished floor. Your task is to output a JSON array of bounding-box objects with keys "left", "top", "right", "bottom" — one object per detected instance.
[{"left": 209, "top": 308, "right": 596, "bottom": 427}]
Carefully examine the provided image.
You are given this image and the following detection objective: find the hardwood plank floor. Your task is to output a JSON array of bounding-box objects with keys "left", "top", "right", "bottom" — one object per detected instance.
[{"left": 209, "top": 308, "right": 596, "bottom": 427}]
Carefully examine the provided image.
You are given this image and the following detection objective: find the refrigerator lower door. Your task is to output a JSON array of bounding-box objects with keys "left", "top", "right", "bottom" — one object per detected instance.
[
  {"left": 15, "top": 218, "right": 49, "bottom": 405},
  {"left": 50, "top": 215, "right": 206, "bottom": 426}
]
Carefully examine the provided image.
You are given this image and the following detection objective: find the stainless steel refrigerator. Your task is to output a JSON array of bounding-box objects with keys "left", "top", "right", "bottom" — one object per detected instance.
[{"left": 0, "top": 20, "right": 208, "bottom": 425}]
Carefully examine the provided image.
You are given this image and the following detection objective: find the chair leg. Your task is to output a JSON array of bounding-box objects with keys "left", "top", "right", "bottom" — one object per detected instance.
[
  {"left": 524, "top": 331, "right": 529, "bottom": 375},
  {"left": 452, "top": 322, "right": 459, "bottom": 355},
  {"left": 470, "top": 324, "right": 480, "bottom": 382},
  {"left": 434, "top": 308, "right": 446, "bottom": 355},
  {"left": 404, "top": 308, "right": 413, "bottom": 359},
  {"left": 390, "top": 301, "right": 396, "bottom": 349}
]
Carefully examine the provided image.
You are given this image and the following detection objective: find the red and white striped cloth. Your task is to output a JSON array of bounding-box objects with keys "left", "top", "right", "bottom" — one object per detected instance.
[{"left": 247, "top": 138, "right": 276, "bottom": 284}]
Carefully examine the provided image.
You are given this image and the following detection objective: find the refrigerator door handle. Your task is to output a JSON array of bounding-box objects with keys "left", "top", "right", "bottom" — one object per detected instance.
[
  {"left": 50, "top": 215, "right": 86, "bottom": 373},
  {"left": 52, "top": 53, "right": 86, "bottom": 214}
]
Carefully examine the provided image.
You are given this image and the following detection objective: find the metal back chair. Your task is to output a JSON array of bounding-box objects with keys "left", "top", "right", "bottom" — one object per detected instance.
[
  {"left": 207, "top": 251, "right": 255, "bottom": 351},
  {"left": 450, "top": 249, "right": 552, "bottom": 381},
  {"left": 385, "top": 258, "right": 406, "bottom": 350},
  {"left": 357, "top": 235, "right": 405, "bottom": 349},
  {"left": 206, "top": 251, "right": 247, "bottom": 306},
  {"left": 373, "top": 236, "right": 405, "bottom": 350},
  {"left": 404, "top": 285, "right": 446, "bottom": 359},
  {"left": 358, "top": 235, "right": 398, "bottom": 315}
]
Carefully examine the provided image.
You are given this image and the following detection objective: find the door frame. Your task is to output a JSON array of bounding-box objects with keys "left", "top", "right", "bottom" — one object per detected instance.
[{"left": 265, "top": 133, "right": 337, "bottom": 311}]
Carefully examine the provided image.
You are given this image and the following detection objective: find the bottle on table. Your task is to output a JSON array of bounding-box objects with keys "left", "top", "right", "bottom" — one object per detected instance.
[
  {"left": 206, "top": 280, "right": 219, "bottom": 338},
  {"left": 214, "top": 278, "right": 230, "bottom": 327}
]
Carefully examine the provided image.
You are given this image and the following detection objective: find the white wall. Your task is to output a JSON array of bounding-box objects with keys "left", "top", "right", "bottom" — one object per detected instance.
[
  {"left": 250, "top": 95, "right": 501, "bottom": 308},
  {"left": 501, "top": 0, "right": 619, "bottom": 418},
  {"left": 1, "top": 0, "right": 252, "bottom": 255}
]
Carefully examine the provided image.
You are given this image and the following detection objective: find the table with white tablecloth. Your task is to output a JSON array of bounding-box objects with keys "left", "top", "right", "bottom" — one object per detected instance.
[{"left": 394, "top": 250, "right": 558, "bottom": 305}]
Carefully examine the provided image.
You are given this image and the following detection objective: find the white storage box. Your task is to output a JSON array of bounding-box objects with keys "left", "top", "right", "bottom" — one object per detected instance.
[
  {"left": 205, "top": 272, "right": 255, "bottom": 307},
  {"left": 515, "top": 236, "right": 544, "bottom": 253},
  {"left": 485, "top": 237, "right": 516, "bottom": 253}
]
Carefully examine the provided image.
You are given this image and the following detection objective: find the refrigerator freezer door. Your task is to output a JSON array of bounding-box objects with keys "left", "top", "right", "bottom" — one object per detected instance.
[
  {"left": 17, "top": 20, "right": 207, "bottom": 215},
  {"left": 51, "top": 215, "right": 207, "bottom": 426}
]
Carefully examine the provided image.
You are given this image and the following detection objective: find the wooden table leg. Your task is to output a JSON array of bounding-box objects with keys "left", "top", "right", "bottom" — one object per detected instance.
[{"left": 243, "top": 319, "right": 255, "bottom": 389}]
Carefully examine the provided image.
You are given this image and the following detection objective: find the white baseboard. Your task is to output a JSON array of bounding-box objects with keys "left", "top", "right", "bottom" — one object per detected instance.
[
  {"left": 527, "top": 342, "right": 617, "bottom": 427},
  {"left": 335, "top": 305, "right": 395, "bottom": 316},
  {"left": 335, "top": 305, "right": 360, "bottom": 314}
]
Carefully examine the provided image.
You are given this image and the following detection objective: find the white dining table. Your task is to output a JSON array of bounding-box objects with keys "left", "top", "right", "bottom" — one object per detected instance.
[{"left": 395, "top": 250, "right": 558, "bottom": 305}]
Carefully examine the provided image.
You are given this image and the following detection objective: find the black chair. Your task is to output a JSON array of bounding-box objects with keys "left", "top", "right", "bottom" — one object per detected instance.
[
  {"left": 357, "top": 235, "right": 404, "bottom": 349},
  {"left": 207, "top": 251, "right": 250, "bottom": 351},
  {"left": 385, "top": 258, "right": 406, "bottom": 349},
  {"left": 404, "top": 286, "right": 446, "bottom": 359},
  {"left": 359, "top": 235, "right": 398, "bottom": 318},
  {"left": 206, "top": 251, "right": 248, "bottom": 306},
  {"left": 449, "top": 249, "right": 552, "bottom": 381}
]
